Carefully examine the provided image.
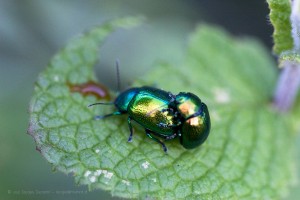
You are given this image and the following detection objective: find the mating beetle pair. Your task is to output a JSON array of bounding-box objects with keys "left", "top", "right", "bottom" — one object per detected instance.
[{"left": 89, "top": 86, "right": 211, "bottom": 152}]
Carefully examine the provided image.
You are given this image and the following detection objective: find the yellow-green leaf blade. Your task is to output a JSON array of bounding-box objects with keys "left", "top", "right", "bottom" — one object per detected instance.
[
  {"left": 137, "top": 25, "right": 295, "bottom": 199},
  {"left": 28, "top": 20, "right": 296, "bottom": 199}
]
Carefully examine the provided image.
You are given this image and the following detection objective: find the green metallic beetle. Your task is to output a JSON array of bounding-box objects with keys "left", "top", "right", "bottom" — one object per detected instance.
[
  {"left": 175, "top": 92, "right": 210, "bottom": 149},
  {"left": 90, "top": 86, "right": 210, "bottom": 152},
  {"left": 89, "top": 86, "right": 210, "bottom": 152}
]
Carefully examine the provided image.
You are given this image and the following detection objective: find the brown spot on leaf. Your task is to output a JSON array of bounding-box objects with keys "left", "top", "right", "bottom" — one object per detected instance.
[{"left": 68, "top": 81, "right": 111, "bottom": 100}]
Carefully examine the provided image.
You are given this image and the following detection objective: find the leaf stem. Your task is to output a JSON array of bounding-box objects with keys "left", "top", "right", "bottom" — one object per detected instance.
[{"left": 274, "top": 0, "right": 300, "bottom": 112}]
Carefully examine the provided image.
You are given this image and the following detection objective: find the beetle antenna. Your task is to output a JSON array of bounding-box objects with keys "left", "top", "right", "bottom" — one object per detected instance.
[
  {"left": 116, "top": 59, "right": 121, "bottom": 92},
  {"left": 88, "top": 102, "right": 114, "bottom": 107}
]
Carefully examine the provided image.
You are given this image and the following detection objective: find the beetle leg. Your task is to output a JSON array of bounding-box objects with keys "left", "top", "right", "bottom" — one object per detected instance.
[
  {"left": 168, "top": 92, "right": 176, "bottom": 103},
  {"left": 161, "top": 108, "right": 173, "bottom": 113},
  {"left": 145, "top": 129, "right": 167, "bottom": 153},
  {"left": 165, "top": 132, "right": 177, "bottom": 140},
  {"left": 127, "top": 117, "right": 133, "bottom": 142},
  {"left": 158, "top": 122, "right": 169, "bottom": 128},
  {"left": 158, "top": 121, "right": 181, "bottom": 128},
  {"left": 94, "top": 111, "right": 122, "bottom": 120},
  {"left": 161, "top": 108, "right": 179, "bottom": 117}
]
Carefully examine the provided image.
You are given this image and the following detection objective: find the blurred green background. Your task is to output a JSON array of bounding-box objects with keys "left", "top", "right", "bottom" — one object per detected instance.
[{"left": 1, "top": 0, "right": 298, "bottom": 199}]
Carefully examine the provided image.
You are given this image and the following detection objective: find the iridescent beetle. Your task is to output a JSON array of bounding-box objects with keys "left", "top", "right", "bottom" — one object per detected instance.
[{"left": 89, "top": 63, "right": 210, "bottom": 152}]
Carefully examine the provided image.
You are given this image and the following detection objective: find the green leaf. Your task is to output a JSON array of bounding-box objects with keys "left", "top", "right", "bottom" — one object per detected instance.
[
  {"left": 267, "top": 0, "right": 293, "bottom": 55},
  {"left": 28, "top": 19, "right": 296, "bottom": 199},
  {"left": 138, "top": 26, "right": 296, "bottom": 199}
]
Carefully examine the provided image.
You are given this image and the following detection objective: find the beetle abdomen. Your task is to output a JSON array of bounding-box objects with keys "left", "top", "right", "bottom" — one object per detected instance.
[
  {"left": 128, "top": 92, "right": 176, "bottom": 136},
  {"left": 180, "top": 103, "right": 211, "bottom": 149}
]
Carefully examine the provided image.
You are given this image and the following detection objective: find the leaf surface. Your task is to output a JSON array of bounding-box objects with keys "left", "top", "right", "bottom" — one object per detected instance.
[{"left": 28, "top": 19, "right": 296, "bottom": 199}]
